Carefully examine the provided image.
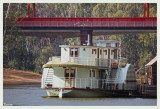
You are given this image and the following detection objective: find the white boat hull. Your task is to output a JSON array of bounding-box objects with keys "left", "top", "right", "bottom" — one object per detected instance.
[{"left": 46, "top": 88, "right": 114, "bottom": 97}]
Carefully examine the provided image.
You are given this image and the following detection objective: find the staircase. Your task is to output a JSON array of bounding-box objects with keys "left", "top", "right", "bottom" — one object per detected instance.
[
  {"left": 45, "top": 68, "right": 54, "bottom": 87},
  {"left": 107, "top": 68, "right": 119, "bottom": 81},
  {"left": 142, "top": 84, "right": 157, "bottom": 97},
  {"left": 105, "top": 68, "right": 119, "bottom": 90}
]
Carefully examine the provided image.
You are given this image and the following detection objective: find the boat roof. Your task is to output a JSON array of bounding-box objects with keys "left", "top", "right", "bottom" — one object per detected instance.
[
  {"left": 145, "top": 56, "right": 157, "bottom": 66},
  {"left": 43, "top": 62, "right": 98, "bottom": 69},
  {"left": 59, "top": 45, "right": 116, "bottom": 48},
  {"left": 93, "top": 40, "right": 119, "bottom": 43}
]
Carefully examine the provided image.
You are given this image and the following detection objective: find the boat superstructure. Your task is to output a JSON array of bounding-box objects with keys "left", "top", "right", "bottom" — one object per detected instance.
[{"left": 41, "top": 40, "right": 137, "bottom": 97}]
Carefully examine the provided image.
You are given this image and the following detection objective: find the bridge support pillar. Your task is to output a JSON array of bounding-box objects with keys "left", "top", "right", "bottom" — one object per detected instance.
[
  {"left": 56, "top": 35, "right": 64, "bottom": 56},
  {"left": 28, "top": 3, "right": 30, "bottom": 17},
  {"left": 33, "top": 3, "right": 36, "bottom": 17},
  {"left": 144, "top": 3, "right": 146, "bottom": 17},
  {"left": 147, "top": 3, "right": 149, "bottom": 17},
  {"left": 80, "top": 30, "right": 93, "bottom": 46}
]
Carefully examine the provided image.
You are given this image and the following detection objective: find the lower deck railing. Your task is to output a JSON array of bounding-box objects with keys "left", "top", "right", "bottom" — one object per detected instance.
[{"left": 41, "top": 77, "right": 136, "bottom": 90}]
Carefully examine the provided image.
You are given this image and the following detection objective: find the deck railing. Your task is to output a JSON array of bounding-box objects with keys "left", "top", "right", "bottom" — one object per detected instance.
[
  {"left": 69, "top": 58, "right": 125, "bottom": 67},
  {"left": 48, "top": 56, "right": 128, "bottom": 68},
  {"left": 41, "top": 77, "right": 127, "bottom": 90}
]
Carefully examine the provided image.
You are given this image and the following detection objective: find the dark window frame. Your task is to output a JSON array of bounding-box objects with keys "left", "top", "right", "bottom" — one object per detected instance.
[
  {"left": 70, "top": 48, "right": 79, "bottom": 57},
  {"left": 92, "top": 49, "right": 97, "bottom": 54},
  {"left": 93, "top": 70, "right": 95, "bottom": 77}
]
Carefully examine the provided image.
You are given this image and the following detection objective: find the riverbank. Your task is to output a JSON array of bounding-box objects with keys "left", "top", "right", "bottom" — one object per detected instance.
[{"left": 3, "top": 68, "right": 42, "bottom": 85}]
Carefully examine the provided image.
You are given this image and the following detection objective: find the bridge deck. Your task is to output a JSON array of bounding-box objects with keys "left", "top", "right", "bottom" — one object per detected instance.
[{"left": 17, "top": 17, "right": 157, "bottom": 28}]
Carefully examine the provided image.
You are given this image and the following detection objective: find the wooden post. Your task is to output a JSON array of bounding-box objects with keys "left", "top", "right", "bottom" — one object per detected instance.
[{"left": 59, "top": 88, "right": 63, "bottom": 98}]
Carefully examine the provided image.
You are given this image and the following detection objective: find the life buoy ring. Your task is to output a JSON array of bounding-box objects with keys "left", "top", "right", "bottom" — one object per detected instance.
[{"left": 111, "top": 62, "right": 118, "bottom": 66}]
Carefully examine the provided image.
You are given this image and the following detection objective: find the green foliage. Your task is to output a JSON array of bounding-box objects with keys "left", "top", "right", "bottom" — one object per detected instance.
[
  {"left": 139, "top": 51, "right": 153, "bottom": 69},
  {"left": 98, "top": 32, "right": 157, "bottom": 70},
  {"left": 8, "top": 58, "right": 18, "bottom": 69}
]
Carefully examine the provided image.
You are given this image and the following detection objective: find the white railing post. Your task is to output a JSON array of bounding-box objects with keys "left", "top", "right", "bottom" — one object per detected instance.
[
  {"left": 52, "top": 78, "right": 54, "bottom": 88},
  {"left": 91, "top": 79, "right": 92, "bottom": 89},
  {"left": 80, "top": 78, "right": 81, "bottom": 88},
  {"left": 72, "top": 79, "right": 73, "bottom": 87},
  {"left": 85, "top": 78, "right": 86, "bottom": 88},
  {"left": 41, "top": 78, "right": 43, "bottom": 88}
]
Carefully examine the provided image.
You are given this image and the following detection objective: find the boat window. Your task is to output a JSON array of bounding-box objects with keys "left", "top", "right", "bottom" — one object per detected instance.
[
  {"left": 65, "top": 69, "right": 69, "bottom": 78},
  {"left": 70, "top": 69, "right": 75, "bottom": 77},
  {"left": 89, "top": 70, "right": 91, "bottom": 77},
  {"left": 99, "top": 71, "right": 101, "bottom": 78},
  {"left": 70, "top": 48, "right": 78, "bottom": 57},
  {"left": 75, "top": 48, "right": 78, "bottom": 57},
  {"left": 92, "top": 49, "right": 96, "bottom": 54},
  {"left": 104, "top": 50, "right": 107, "bottom": 55},
  {"left": 93, "top": 70, "right": 95, "bottom": 77},
  {"left": 116, "top": 43, "right": 118, "bottom": 47},
  {"left": 70, "top": 48, "right": 74, "bottom": 57},
  {"left": 111, "top": 50, "right": 114, "bottom": 55},
  {"left": 90, "top": 70, "right": 96, "bottom": 77}
]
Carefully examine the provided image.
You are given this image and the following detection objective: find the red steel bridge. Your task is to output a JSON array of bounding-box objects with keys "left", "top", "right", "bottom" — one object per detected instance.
[{"left": 16, "top": 3, "right": 157, "bottom": 45}]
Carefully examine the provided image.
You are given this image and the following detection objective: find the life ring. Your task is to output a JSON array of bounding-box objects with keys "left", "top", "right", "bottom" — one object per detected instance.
[{"left": 111, "top": 62, "right": 118, "bottom": 66}]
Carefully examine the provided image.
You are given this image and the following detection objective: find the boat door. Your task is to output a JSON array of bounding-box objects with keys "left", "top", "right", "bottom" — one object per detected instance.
[
  {"left": 99, "top": 48, "right": 103, "bottom": 66},
  {"left": 97, "top": 48, "right": 99, "bottom": 66},
  {"left": 114, "top": 49, "right": 117, "bottom": 59},
  {"left": 64, "top": 69, "right": 75, "bottom": 88},
  {"left": 108, "top": 49, "right": 110, "bottom": 66},
  {"left": 69, "top": 48, "right": 79, "bottom": 63}
]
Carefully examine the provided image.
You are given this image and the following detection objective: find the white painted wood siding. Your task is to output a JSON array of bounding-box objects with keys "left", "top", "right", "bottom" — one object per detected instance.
[
  {"left": 78, "top": 48, "right": 91, "bottom": 65},
  {"left": 61, "top": 47, "right": 70, "bottom": 63},
  {"left": 53, "top": 67, "right": 64, "bottom": 87}
]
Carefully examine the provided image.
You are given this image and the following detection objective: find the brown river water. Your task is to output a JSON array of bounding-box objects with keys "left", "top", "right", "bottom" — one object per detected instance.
[{"left": 3, "top": 84, "right": 157, "bottom": 106}]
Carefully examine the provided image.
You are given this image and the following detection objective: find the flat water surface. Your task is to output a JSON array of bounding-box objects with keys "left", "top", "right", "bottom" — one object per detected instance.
[{"left": 3, "top": 84, "right": 157, "bottom": 106}]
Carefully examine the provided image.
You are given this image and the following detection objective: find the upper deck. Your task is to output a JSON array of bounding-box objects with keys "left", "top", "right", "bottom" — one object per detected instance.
[{"left": 49, "top": 40, "right": 126, "bottom": 68}]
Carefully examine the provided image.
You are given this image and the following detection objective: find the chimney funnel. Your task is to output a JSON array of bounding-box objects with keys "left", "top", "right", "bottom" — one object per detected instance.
[{"left": 87, "top": 34, "right": 93, "bottom": 46}]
